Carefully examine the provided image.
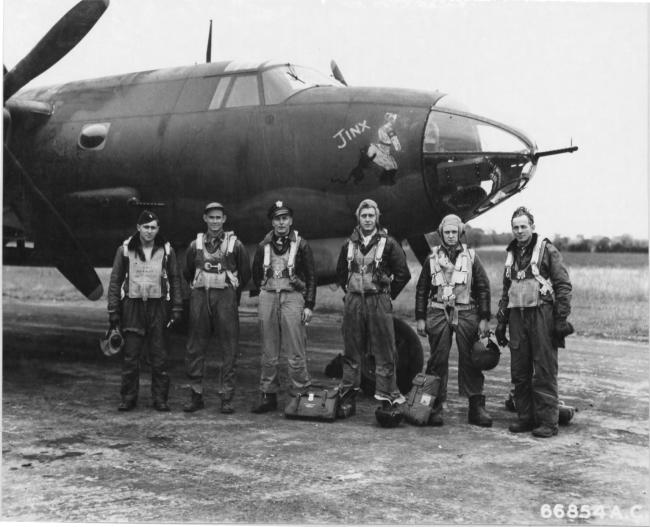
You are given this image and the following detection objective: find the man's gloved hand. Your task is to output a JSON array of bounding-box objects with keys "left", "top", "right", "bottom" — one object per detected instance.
[
  {"left": 554, "top": 318, "right": 574, "bottom": 339},
  {"left": 172, "top": 310, "right": 183, "bottom": 323},
  {"left": 495, "top": 322, "right": 509, "bottom": 347},
  {"left": 108, "top": 312, "right": 121, "bottom": 328}
]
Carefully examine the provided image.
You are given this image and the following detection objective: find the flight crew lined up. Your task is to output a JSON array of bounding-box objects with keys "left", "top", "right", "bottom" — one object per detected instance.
[{"left": 106, "top": 200, "right": 573, "bottom": 437}]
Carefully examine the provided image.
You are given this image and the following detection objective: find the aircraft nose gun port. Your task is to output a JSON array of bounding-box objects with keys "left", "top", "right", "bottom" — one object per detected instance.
[{"left": 421, "top": 107, "right": 539, "bottom": 221}]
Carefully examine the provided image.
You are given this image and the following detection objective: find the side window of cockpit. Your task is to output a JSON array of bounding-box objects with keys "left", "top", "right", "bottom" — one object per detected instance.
[
  {"left": 223, "top": 74, "right": 260, "bottom": 108},
  {"left": 176, "top": 76, "right": 221, "bottom": 112},
  {"left": 208, "top": 76, "right": 232, "bottom": 110}
]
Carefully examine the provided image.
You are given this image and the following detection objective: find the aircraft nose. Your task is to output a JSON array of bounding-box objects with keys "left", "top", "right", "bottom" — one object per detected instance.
[{"left": 421, "top": 106, "right": 537, "bottom": 222}]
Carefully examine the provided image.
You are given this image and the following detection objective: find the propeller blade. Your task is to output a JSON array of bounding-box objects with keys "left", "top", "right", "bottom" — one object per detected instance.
[
  {"left": 4, "top": 0, "right": 109, "bottom": 101},
  {"left": 4, "top": 145, "right": 104, "bottom": 300},
  {"left": 330, "top": 59, "right": 348, "bottom": 86},
  {"left": 406, "top": 235, "right": 432, "bottom": 265}
]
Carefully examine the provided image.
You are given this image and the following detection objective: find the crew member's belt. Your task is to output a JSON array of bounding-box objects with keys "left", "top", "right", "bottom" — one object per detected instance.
[
  {"left": 429, "top": 301, "right": 475, "bottom": 326},
  {"left": 265, "top": 268, "right": 292, "bottom": 279},
  {"left": 204, "top": 262, "right": 224, "bottom": 273}
]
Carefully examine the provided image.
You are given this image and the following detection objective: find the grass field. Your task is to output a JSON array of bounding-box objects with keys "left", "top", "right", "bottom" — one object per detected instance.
[{"left": 3, "top": 250, "right": 648, "bottom": 341}]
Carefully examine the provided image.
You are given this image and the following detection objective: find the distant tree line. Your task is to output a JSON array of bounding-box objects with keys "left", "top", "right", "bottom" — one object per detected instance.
[
  {"left": 427, "top": 228, "right": 648, "bottom": 253},
  {"left": 551, "top": 234, "right": 648, "bottom": 253}
]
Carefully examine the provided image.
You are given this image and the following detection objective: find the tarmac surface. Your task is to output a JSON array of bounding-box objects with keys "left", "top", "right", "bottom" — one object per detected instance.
[{"left": 2, "top": 298, "right": 649, "bottom": 524}]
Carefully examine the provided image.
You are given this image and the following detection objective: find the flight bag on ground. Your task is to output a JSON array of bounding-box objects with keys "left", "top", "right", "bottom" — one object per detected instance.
[
  {"left": 284, "top": 386, "right": 340, "bottom": 422},
  {"left": 403, "top": 373, "right": 441, "bottom": 426}
]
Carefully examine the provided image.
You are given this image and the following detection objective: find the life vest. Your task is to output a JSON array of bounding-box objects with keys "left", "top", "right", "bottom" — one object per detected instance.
[
  {"left": 346, "top": 233, "right": 387, "bottom": 293},
  {"left": 262, "top": 231, "right": 301, "bottom": 292},
  {"left": 192, "top": 231, "right": 239, "bottom": 290},
  {"left": 122, "top": 237, "right": 170, "bottom": 301},
  {"left": 505, "top": 236, "right": 554, "bottom": 308},
  {"left": 428, "top": 244, "right": 474, "bottom": 306}
]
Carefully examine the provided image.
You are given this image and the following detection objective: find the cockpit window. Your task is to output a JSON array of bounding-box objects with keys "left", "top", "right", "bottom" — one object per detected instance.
[
  {"left": 262, "top": 64, "right": 344, "bottom": 105},
  {"left": 208, "top": 76, "right": 232, "bottom": 109},
  {"left": 224, "top": 74, "right": 260, "bottom": 108}
]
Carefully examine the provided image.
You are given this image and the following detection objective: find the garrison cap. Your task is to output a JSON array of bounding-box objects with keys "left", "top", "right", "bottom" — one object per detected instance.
[
  {"left": 204, "top": 201, "right": 225, "bottom": 213},
  {"left": 267, "top": 200, "right": 293, "bottom": 219},
  {"left": 137, "top": 210, "right": 159, "bottom": 225}
]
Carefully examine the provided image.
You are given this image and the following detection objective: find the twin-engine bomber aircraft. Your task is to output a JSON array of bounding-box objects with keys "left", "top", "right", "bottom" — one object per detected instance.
[{"left": 3, "top": 0, "right": 577, "bottom": 391}]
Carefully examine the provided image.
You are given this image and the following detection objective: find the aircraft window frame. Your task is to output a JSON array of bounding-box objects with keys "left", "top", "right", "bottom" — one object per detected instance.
[
  {"left": 424, "top": 108, "right": 534, "bottom": 154},
  {"left": 262, "top": 64, "right": 343, "bottom": 105},
  {"left": 208, "top": 76, "right": 233, "bottom": 110},
  {"left": 223, "top": 74, "right": 261, "bottom": 108},
  {"left": 177, "top": 75, "right": 222, "bottom": 113}
]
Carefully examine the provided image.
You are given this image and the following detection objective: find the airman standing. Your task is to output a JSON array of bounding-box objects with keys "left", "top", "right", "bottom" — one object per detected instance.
[
  {"left": 183, "top": 202, "right": 251, "bottom": 413},
  {"left": 495, "top": 206, "right": 573, "bottom": 438},
  {"left": 250, "top": 201, "right": 316, "bottom": 413},
  {"left": 335, "top": 198, "right": 411, "bottom": 419},
  {"left": 107, "top": 210, "right": 183, "bottom": 412},
  {"left": 414, "top": 214, "right": 493, "bottom": 427}
]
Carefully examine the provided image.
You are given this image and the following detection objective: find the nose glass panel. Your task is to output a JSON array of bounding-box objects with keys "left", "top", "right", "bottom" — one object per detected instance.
[{"left": 422, "top": 108, "right": 536, "bottom": 220}]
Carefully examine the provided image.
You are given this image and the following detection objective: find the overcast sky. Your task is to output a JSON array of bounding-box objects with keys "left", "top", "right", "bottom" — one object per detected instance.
[{"left": 3, "top": 0, "right": 648, "bottom": 238}]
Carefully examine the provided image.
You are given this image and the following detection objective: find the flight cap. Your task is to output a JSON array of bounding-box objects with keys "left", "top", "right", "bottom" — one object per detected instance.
[
  {"left": 355, "top": 198, "right": 380, "bottom": 220},
  {"left": 267, "top": 200, "right": 293, "bottom": 219},
  {"left": 137, "top": 210, "right": 159, "bottom": 225},
  {"left": 438, "top": 214, "right": 464, "bottom": 236},
  {"left": 204, "top": 202, "right": 225, "bottom": 213}
]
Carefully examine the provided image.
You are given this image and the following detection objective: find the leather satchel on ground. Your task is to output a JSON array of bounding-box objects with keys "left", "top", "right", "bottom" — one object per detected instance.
[
  {"left": 403, "top": 373, "right": 441, "bottom": 426},
  {"left": 284, "top": 386, "right": 340, "bottom": 422}
]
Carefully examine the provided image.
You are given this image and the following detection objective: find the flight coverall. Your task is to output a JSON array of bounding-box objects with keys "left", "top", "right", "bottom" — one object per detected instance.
[
  {"left": 107, "top": 235, "right": 183, "bottom": 405},
  {"left": 251, "top": 230, "right": 316, "bottom": 393},
  {"left": 183, "top": 231, "right": 251, "bottom": 400},
  {"left": 415, "top": 243, "right": 491, "bottom": 402},
  {"left": 335, "top": 228, "right": 411, "bottom": 401},
  {"left": 497, "top": 233, "right": 572, "bottom": 429}
]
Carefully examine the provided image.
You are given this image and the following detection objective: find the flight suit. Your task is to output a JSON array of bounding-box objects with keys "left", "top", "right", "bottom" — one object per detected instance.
[
  {"left": 183, "top": 230, "right": 251, "bottom": 401},
  {"left": 107, "top": 235, "right": 182, "bottom": 406},
  {"left": 497, "top": 233, "right": 572, "bottom": 430},
  {"left": 335, "top": 228, "right": 411, "bottom": 402},
  {"left": 251, "top": 229, "right": 316, "bottom": 394},
  {"left": 415, "top": 243, "right": 491, "bottom": 402}
]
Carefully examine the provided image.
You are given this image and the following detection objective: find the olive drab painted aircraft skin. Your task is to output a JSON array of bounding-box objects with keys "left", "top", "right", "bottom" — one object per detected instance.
[{"left": 3, "top": 0, "right": 577, "bottom": 302}]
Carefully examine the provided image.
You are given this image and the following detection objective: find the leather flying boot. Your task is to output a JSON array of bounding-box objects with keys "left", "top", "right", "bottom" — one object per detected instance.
[
  {"left": 532, "top": 424, "right": 558, "bottom": 438},
  {"left": 468, "top": 395, "right": 493, "bottom": 427},
  {"left": 153, "top": 401, "right": 171, "bottom": 412},
  {"left": 183, "top": 390, "right": 205, "bottom": 413},
  {"left": 220, "top": 397, "right": 235, "bottom": 414},
  {"left": 118, "top": 400, "right": 136, "bottom": 412},
  {"left": 251, "top": 392, "right": 277, "bottom": 414},
  {"left": 508, "top": 420, "right": 535, "bottom": 433}
]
